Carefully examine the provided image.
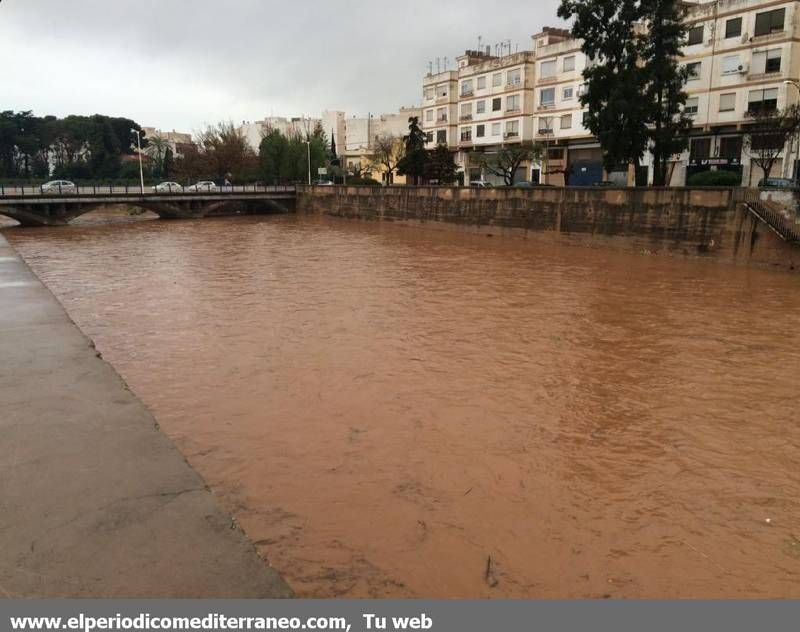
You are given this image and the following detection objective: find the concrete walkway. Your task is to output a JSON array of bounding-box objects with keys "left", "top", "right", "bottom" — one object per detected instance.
[{"left": 0, "top": 232, "right": 292, "bottom": 598}]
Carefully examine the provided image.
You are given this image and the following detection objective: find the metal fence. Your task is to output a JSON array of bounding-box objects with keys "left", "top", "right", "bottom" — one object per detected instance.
[
  {"left": 741, "top": 188, "right": 800, "bottom": 243},
  {"left": 0, "top": 184, "right": 296, "bottom": 198}
]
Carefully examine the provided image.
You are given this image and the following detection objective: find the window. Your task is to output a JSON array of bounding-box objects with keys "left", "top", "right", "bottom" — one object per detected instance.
[
  {"left": 690, "top": 138, "right": 711, "bottom": 160},
  {"left": 436, "top": 107, "right": 447, "bottom": 122},
  {"left": 748, "top": 88, "right": 778, "bottom": 113},
  {"left": 725, "top": 17, "right": 742, "bottom": 39},
  {"left": 686, "top": 61, "right": 701, "bottom": 80},
  {"left": 491, "top": 122, "right": 501, "bottom": 136},
  {"left": 477, "top": 76, "right": 486, "bottom": 90},
  {"left": 687, "top": 25, "right": 704, "bottom": 45},
  {"left": 577, "top": 83, "right": 587, "bottom": 96},
  {"left": 476, "top": 100, "right": 486, "bottom": 114},
  {"left": 436, "top": 130, "right": 447, "bottom": 144},
  {"left": 425, "top": 109, "right": 433, "bottom": 122},
  {"left": 766, "top": 48, "right": 782, "bottom": 73},
  {"left": 505, "top": 120, "right": 519, "bottom": 138},
  {"left": 754, "top": 8, "right": 785, "bottom": 36},
  {"left": 506, "top": 94, "right": 520, "bottom": 112},
  {"left": 460, "top": 103, "right": 472, "bottom": 120},
  {"left": 460, "top": 127, "right": 472, "bottom": 142},
  {"left": 563, "top": 86, "right": 574, "bottom": 100},
  {"left": 424, "top": 87, "right": 434, "bottom": 100},
  {"left": 719, "top": 136, "right": 742, "bottom": 159},
  {"left": 563, "top": 56, "right": 575, "bottom": 72},
  {"left": 548, "top": 148, "right": 564, "bottom": 161},
  {"left": 719, "top": 92, "right": 736, "bottom": 112},
  {"left": 582, "top": 111, "right": 590, "bottom": 126},
  {"left": 492, "top": 97, "right": 502, "bottom": 111},
  {"left": 476, "top": 124, "right": 485, "bottom": 138},
  {"left": 685, "top": 96, "right": 699, "bottom": 115},
  {"left": 425, "top": 132, "right": 433, "bottom": 143},
  {"left": 721, "top": 55, "right": 741, "bottom": 75},
  {"left": 540, "top": 60, "right": 557, "bottom": 78},
  {"left": 460, "top": 79, "right": 473, "bottom": 96},
  {"left": 492, "top": 73, "right": 502, "bottom": 87},
  {"left": 540, "top": 87, "right": 555, "bottom": 107},
  {"left": 436, "top": 84, "right": 447, "bottom": 98},
  {"left": 507, "top": 68, "right": 521, "bottom": 86},
  {"left": 752, "top": 49, "right": 782, "bottom": 74},
  {"left": 560, "top": 114, "right": 572, "bottom": 129},
  {"left": 538, "top": 117, "right": 553, "bottom": 134}
]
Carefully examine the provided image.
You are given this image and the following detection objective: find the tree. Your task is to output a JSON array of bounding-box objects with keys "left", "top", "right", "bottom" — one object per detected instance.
[
  {"left": 476, "top": 142, "right": 543, "bottom": 185},
  {"left": 330, "top": 128, "right": 338, "bottom": 165},
  {"left": 162, "top": 147, "right": 174, "bottom": 179},
  {"left": 196, "top": 121, "right": 257, "bottom": 182},
  {"left": 370, "top": 133, "right": 403, "bottom": 184},
  {"left": 425, "top": 145, "right": 459, "bottom": 184},
  {"left": 397, "top": 117, "right": 428, "bottom": 184},
  {"left": 642, "top": 0, "right": 692, "bottom": 185},
  {"left": 558, "top": 0, "right": 651, "bottom": 173},
  {"left": 146, "top": 135, "right": 168, "bottom": 178},
  {"left": 743, "top": 105, "right": 800, "bottom": 183}
]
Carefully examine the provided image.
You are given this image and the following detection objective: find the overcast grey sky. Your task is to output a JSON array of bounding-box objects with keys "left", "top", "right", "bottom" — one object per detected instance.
[{"left": 1, "top": 0, "right": 564, "bottom": 132}]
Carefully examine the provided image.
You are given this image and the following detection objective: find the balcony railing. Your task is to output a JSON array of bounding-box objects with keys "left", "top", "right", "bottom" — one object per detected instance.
[
  {"left": 503, "top": 131, "right": 520, "bottom": 139},
  {"left": 460, "top": 89, "right": 474, "bottom": 97},
  {"left": 505, "top": 106, "right": 521, "bottom": 113},
  {"left": 459, "top": 114, "right": 473, "bottom": 121},
  {"left": 437, "top": 116, "right": 448, "bottom": 122}
]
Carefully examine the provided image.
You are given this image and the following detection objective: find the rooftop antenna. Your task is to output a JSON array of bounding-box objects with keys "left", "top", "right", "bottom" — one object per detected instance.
[
  {"left": 428, "top": 60, "right": 433, "bottom": 75},
  {"left": 444, "top": 56, "right": 449, "bottom": 70},
  {"left": 436, "top": 57, "right": 440, "bottom": 73},
  {"left": 478, "top": 34, "right": 482, "bottom": 51}
]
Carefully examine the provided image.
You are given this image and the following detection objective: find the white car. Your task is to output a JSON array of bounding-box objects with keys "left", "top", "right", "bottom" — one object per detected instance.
[
  {"left": 153, "top": 182, "right": 183, "bottom": 193},
  {"left": 41, "top": 180, "right": 76, "bottom": 194},
  {"left": 186, "top": 181, "right": 218, "bottom": 192}
]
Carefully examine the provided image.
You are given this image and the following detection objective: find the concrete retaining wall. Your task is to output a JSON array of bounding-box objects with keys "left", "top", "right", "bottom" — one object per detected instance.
[{"left": 297, "top": 185, "right": 798, "bottom": 271}]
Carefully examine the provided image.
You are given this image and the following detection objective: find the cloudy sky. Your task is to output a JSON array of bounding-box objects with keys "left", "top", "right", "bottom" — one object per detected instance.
[{"left": 1, "top": 0, "right": 563, "bottom": 133}]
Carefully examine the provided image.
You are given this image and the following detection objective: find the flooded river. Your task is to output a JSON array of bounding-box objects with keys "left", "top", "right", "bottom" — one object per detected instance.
[{"left": 4, "top": 211, "right": 800, "bottom": 598}]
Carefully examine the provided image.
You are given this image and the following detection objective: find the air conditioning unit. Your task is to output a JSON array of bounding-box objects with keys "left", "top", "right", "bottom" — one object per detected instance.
[{"left": 738, "top": 63, "right": 749, "bottom": 74}]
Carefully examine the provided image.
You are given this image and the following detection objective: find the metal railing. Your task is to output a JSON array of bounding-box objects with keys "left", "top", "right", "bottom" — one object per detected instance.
[
  {"left": 0, "top": 184, "right": 296, "bottom": 198},
  {"left": 741, "top": 189, "right": 800, "bottom": 243}
]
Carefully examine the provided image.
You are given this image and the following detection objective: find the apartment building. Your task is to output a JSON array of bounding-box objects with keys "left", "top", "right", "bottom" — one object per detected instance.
[
  {"left": 237, "top": 112, "right": 346, "bottom": 154},
  {"left": 141, "top": 127, "right": 195, "bottom": 160},
  {"left": 422, "top": 51, "right": 537, "bottom": 184},
  {"left": 663, "top": 0, "right": 800, "bottom": 185},
  {"left": 342, "top": 106, "right": 421, "bottom": 183}
]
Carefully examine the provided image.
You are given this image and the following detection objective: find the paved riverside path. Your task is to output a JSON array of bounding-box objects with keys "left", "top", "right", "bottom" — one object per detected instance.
[{"left": 0, "top": 233, "right": 292, "bottom": 598}]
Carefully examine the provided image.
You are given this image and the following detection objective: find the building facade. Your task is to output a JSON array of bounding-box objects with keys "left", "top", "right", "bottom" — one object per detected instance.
[{"left": 419, "top": 0, "right": 800, "bottom": 187}]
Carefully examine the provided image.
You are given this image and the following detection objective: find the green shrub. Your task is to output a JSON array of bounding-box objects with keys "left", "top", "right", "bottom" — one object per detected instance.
[
  {"left": 687, "top": 170, "right": 741, "bottom": 186},
  {"left": 347, "top": 177, "right": 381, "bottom": 186}
]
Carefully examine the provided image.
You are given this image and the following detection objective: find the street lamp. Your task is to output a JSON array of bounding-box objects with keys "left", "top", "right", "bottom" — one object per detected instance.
[
  {"left": 131, "top": 128, "right": 144, "bottom": 193},
  {"left": 304, "top": 140, "right": 311, "bottom": 185}
]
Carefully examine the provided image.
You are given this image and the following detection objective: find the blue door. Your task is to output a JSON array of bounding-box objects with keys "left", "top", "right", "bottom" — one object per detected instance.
[{"left": 570, "top": 161, "right": 603, "bottom": 186}]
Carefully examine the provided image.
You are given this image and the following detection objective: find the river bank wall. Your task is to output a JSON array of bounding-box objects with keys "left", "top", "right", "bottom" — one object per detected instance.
[
  {"left": 0, "top": 231, "right": 293, "bottom": 598},
  {"left": 297, "top": 186, "right": 799, "bottom": 271}
]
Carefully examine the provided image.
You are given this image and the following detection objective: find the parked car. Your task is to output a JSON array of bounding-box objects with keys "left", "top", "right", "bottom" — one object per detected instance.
[
  {"left": 312, "top": 179, "right": 334, "bottom": 186},
  {"left": 40, "top": 180, "right": 76, "bottom": 194},
  {"left": 758, "top": 177, "right": 797, "bottom": 189},
  {"left": 153, "top": 182, "right": 183, "bottom": 193},
  {"left": 186, "top": 181, "right": 218, "bottom": 192},
  {"left": 469, "top": 180, "right": 493, "bottom": 188}
]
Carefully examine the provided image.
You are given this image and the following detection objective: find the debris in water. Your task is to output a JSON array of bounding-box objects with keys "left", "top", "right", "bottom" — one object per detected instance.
[{"left": 485, "top": 555, "right": 498, "bottom": 588}]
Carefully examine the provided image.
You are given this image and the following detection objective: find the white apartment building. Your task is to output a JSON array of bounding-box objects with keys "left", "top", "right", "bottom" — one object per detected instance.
[
  {"left": 237, "top": 111, "right": 346, "bottom": 154},
  {"left": 422, "top": 51, "right": 537, "bottom": 184},
  {"left": 664, "top": 0, "right": 800, "bottom": 186},
  {"left": 141, "top": 127, "right": 195, "bottom": 160}
]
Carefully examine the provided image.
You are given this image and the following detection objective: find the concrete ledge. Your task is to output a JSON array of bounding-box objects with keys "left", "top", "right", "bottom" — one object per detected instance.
[{"left": 0, "top": 233, "right": 293, "bottom": 598}]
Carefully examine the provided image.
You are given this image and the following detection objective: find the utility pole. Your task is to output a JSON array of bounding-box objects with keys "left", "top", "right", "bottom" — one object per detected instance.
[{"left": 131, "top": 128, "right": 144, "bottom": 193}]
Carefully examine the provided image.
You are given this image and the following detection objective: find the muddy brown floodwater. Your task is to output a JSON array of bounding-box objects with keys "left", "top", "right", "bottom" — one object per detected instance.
[{"left": 4, "top": 210, "right": 800, "bottom": 598}]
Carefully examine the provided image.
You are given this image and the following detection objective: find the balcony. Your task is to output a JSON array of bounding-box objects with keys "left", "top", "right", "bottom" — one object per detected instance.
[
  {"left": 459, "top": 114, "right": 473, "bottom": 121},
  {"left": 505, "top": 80, "right": 522, "bottom": 89},
  {"left": 538, "top": 103, "right": 556, "bottom": 111},
  {"left": 503, "top": 131, "right": 520, "bottom": 139},
  {"left": 435, "top": 95, "right": 449, "bottom": 104},
  {"left": 437, "top": 116, "right": 448, "bottom": 123},
  {"left": 505, "top": 107, "right": 521, "bottom": 113},
  {"left": 460, "top": 89, "right": 474, "bottom": 97}
]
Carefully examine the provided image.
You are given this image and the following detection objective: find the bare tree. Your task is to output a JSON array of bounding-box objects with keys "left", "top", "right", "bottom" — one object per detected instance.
[
  {"left": 743, "top": 105, "right": 800, "bottom": 183},
  {"left": 370, "top": 133, "right": 404, "bottom": 184},
  {"left": 476, "top": 142, "right": 543, "bottom": 185}
]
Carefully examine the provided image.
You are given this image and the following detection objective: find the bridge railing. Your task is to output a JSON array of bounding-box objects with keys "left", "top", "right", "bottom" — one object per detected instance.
[{"left": 0, "top": 184, "right": 296, "bottom": 198}]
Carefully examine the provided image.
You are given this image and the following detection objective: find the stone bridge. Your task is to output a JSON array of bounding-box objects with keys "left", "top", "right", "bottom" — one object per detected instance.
[{"left": 0, "top": 185, "right": 296, "bottom": 226}]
